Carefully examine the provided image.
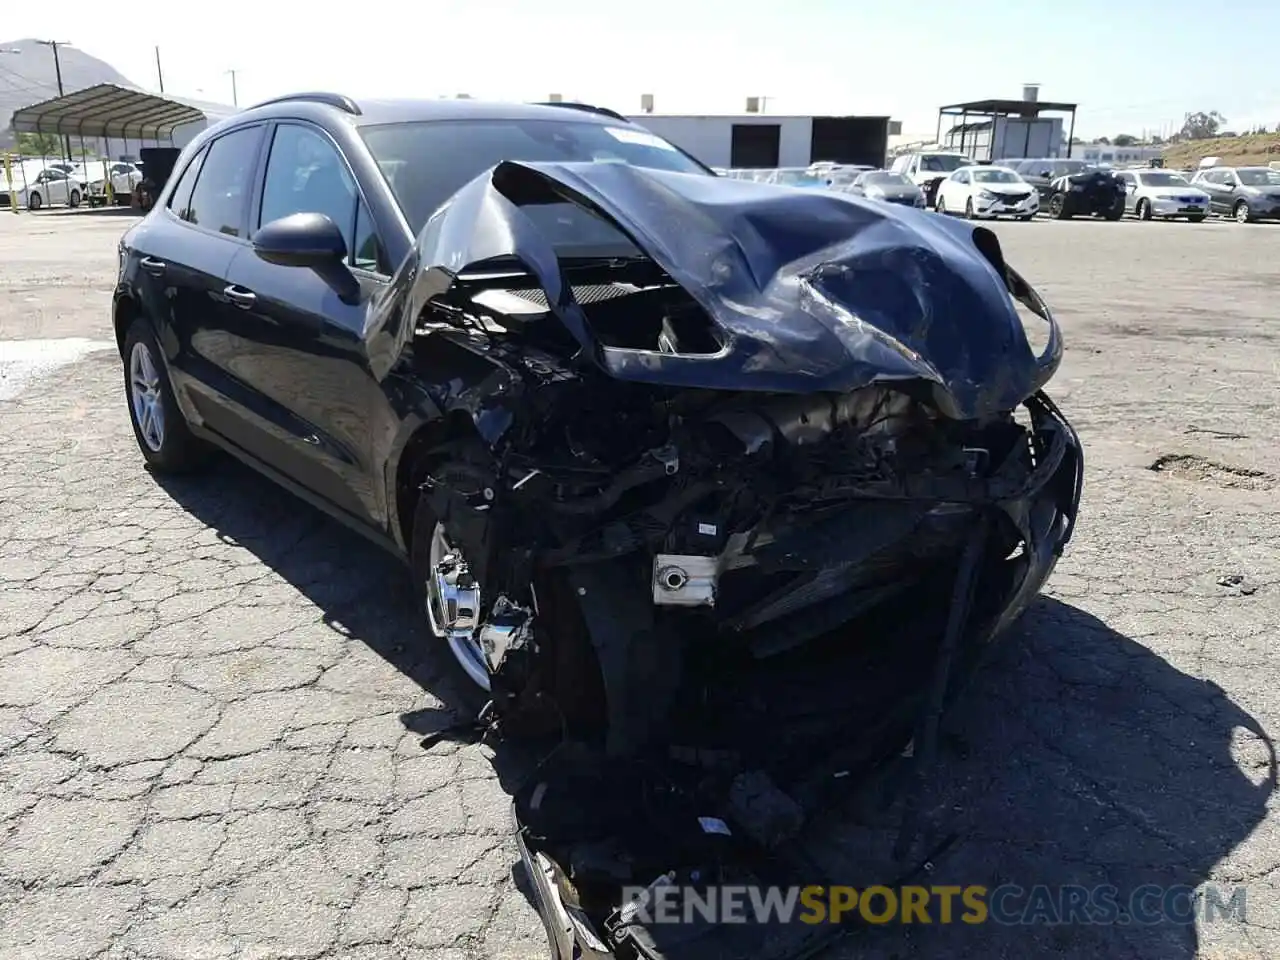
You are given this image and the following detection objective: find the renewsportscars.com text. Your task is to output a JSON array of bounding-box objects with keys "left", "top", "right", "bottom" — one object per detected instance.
[{"left": 618, "top": 882, "right": 1248, "bottom": 926}]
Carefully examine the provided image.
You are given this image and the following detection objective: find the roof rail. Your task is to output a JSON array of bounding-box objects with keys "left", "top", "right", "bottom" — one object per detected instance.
[
  {"left": 533, "top": 101, "right": 629, "bottom": 123},
  {"left": 248, "top": 92, "right": 362, "bottom": 116}
]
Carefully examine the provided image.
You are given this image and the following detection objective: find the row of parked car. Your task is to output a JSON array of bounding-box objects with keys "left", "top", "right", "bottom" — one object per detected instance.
[
  {"left": 1, "top": 158, "right": 142, "bottom": 210},
  {"left": 717, "top": 153, "right": 1280, "bottom": 224}
]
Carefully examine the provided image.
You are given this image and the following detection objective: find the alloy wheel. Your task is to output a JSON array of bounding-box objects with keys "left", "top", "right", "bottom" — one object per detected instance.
[
  {"left": 129, "top": 341, "right": 166, "bottom": 452},
  {"left": 424, "top": 521, "right": 490, "bottom": 690}
]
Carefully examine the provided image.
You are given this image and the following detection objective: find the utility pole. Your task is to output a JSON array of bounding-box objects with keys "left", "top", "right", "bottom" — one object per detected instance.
[
  {"left": 225, "top": 69, "right": 238, "bottom": 107},
  {"left": 155, "top": 46, "right": 164, "bottom": 93},
  {"left": 35, "top": 39, "right": 73, "bottom": 162}
]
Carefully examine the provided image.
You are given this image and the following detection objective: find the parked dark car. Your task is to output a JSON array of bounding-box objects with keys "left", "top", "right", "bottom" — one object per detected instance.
[
  {"left": 1042, "top": 166, "right": 1126, "bottom": 220},
  {"left": 838, "top": 169, "right": 926, "bottom": 207},
  {"left": 1010, "top": 158, "right": 1090, "bottom": 205},
  {"left": 1190, "top": 166, "right": 1280, "bottom": 222},
  {"left": 112, "top": 93, "right": 1082, "bottom": 960}
]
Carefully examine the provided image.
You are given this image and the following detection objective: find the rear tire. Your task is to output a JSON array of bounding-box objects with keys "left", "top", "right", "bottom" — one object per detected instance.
[
  {"left": 122, "top": 318, "right": 213, "bottom": 473},
  {"left": 964, "top": 198, "right": 975, "bottom": 219},
  {"left": 1049, "top": 194, "right": 1070, "bottom": 219},
  {"left": 27, "top": 191, "right": 42, "bottom": 211},
  {"left": 935, "top": 195, "right": 947, "bottom": 215},
  {"left": 1102, "top": 200, "right": 1124, "bottom": 221}
]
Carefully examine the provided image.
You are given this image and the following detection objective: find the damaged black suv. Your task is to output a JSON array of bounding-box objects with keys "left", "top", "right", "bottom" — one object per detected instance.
[{"left": 114, "top": 93, "right": 1083, "bottom": 960}]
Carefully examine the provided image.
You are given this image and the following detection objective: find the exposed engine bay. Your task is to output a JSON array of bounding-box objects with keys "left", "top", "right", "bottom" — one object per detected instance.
[{"left": 383, "top": 160, "right": 1084, "bottom": 960}]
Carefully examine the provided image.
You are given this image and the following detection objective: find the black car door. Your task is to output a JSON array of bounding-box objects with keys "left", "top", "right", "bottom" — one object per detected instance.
[
  {"left": 219, "top": 120, "right": 397, "bottom": 529},
  {"left": 145, "top": 124, "right": 275, "bottom": 460}
]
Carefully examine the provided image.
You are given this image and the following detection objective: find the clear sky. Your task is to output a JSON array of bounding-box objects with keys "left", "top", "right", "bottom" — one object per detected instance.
[{"left": 6, "top": 0, "right": 1279, "bottom": 139}]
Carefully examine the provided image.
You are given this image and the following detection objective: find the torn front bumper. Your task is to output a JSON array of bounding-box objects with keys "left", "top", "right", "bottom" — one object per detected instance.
[{"left": 510, "top": 392, "right": 1084, "bottom": 960}]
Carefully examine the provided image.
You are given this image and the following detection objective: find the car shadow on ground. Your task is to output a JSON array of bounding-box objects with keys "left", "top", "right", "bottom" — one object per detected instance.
[{"left": 154, "top": 456, "right": 1275, "bottom": 960}]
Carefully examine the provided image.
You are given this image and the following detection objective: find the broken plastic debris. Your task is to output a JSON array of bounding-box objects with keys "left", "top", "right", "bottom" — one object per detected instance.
[{"left": 698, "top": 816, "right": 733, "bottom": 836}]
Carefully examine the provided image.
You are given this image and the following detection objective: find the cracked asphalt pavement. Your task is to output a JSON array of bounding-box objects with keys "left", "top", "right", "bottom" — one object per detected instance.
[{"left": 2, "top": 209, "right": 1279, "bottom": 960}]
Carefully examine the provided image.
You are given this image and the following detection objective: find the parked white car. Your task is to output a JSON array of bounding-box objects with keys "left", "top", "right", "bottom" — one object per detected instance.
[
  {"left": 1116, "top": 170, "right": 1209, "bottom": 221},
  {"left": 934, "top": 165, "right": 1038, "bottom": 220},
  {"left": 2, "top": 167, "right": 83, "bottom": 210},
  {"left": 87, "top": 162, "right": 143, "bottom": 203},
  {"left": 888, "top": 151, "right": 971, "bottom": 207}
]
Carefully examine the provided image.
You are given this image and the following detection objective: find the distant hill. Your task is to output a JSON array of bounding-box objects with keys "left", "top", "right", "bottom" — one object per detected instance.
[
  {"left": 1161, "top": 134, "right": 1280, "bottom": 170},
  {"left": 0, "top": 39, "right": 140, "bottom": 149}
]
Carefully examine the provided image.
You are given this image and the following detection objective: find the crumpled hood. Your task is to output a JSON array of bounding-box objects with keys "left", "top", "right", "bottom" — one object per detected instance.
[{"left": 386, "top": 161, "right": 1061, "bottom": 420}]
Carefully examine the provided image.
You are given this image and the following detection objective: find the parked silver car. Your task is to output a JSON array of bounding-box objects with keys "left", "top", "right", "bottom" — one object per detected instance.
[{"left": 1117, "top": 169, "right": 1209, "bottom": 222}]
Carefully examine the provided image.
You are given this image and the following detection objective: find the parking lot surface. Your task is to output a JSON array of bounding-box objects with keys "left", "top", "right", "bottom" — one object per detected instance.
[{"left": 2, "top": 209, "right": 1279, "bottom": 960}]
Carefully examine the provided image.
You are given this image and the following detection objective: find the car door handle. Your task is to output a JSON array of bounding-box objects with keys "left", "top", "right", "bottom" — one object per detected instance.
[
  {"left": 223, "top": 285, "right": 257, "bottom": 309},
  {"left": 140, "top": 256, "right": 166, "bottom": 276}
]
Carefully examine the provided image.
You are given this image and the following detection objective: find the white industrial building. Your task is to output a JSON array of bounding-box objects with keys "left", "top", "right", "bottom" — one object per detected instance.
[
  {"left": 624, "top": 97, "right": 899, "bottom": 169},
  {"left": 1075, "top": 142, "right": 1165, "bottom": 166}
]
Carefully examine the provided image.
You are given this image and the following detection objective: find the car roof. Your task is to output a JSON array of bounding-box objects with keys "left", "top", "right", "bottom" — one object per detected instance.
[{"left": 229, "top": 95, "right": 628, "bottom": 130}]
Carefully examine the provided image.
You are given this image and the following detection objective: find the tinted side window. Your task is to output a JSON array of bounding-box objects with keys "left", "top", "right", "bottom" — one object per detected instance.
[
  {"left": 167, "top": 146, "right": 208, "bottom": 219},
  {"left": 186, "top": 126, "right": 264, "bottom": 237},
  {"left": 258, "top": 123, "right": 357, "bottom": 241}
]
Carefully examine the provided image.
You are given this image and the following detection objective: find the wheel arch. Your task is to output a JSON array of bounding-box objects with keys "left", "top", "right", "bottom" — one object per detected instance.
[
  {"left": 112, "top": 294, "right": 141, "bottom": 358},
  {"left": 389, "top": 411, "right": 487, "bottom": 556}
]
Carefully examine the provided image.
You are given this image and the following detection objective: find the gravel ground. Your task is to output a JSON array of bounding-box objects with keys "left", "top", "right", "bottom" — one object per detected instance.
[{"left": 1, "top": 208, "right": 1278, "bottom": 960}]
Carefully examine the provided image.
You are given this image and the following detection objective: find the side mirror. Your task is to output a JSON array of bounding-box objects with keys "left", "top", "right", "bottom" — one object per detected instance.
[
  {"left": 254, "top": 212, "right": 348, "bottom": 268},
  {"left": 254, "top": 212, "right": 360, "bottom": 304}
]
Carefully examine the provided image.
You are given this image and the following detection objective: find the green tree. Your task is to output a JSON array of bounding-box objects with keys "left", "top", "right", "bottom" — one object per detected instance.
[
  {"left": 15, "top": 131, "right": 62, "bottom": 157},
  {"left": 1112, "top": 133, "right": 1138, "bottom": 146},
  {"left": 1180, "top": 111, "right": 1225, "bottom": 140}
]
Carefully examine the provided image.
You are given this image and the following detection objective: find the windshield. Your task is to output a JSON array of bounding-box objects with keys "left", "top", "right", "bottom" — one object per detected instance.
[
  {"left": 824, "top": 169, "right": 863, "bottom": 187},
  {"left": 361, "top": 119, "right": 709, "bottom": 241},
  {"left": 862, "top": 171, "right": 911, "bottom": 187},
  {"left": 1139, "top": 172, "right": 1190, "bottom": 187},
  {"left": 920, "top": 155, "right": 968, "bottom": 172},
  {"left": 972, "top": 168, "right": 1022, "bottom": 184},
  {"left": 1238, "top": 168, "right": 1280, "bottom": 186},
  {"left": 769, "top": 169, "right": 825, "bottom": 187}
]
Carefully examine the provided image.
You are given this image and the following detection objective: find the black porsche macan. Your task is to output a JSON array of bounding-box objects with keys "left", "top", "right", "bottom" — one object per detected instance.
[{"left": 114, "top": 93, "right": 1083, "bottom": 960}]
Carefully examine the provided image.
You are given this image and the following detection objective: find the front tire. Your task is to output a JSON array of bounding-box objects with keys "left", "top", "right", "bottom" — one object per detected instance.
[
  {"left": 935, "top": 195, "right": 947, "bottom": 215},
  {"left": 1234, "top": 200, "right": 1252, "bottom": 223},
  {"left": 1102, "top": 200, "right": 1125, "bottom": 221},
  {"left": 122, "top": 318, "right": 212, "bottom": 473},
  {"left": 964, "top": 198, "right": 975, "bottom": 220},
  {"left": 1136, "top": 198, "right": 1152, "bottom": 220},
  {"left": 407, "top": 442, "right": 608, "bottom": 731},
  {"left": 1050, "top": 194, "right": 1070, "bottom": 219}
]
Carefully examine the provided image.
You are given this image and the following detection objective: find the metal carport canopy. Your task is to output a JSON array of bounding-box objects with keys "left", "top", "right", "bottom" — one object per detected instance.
[{"left": 9, "top": 83, "right": 207, "bottom": 141}]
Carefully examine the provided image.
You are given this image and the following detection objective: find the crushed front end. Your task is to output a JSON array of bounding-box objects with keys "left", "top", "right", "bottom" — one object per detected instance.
[
  {"left": 1052, "top": 168, "right": 1127, "bottom": 219},
  {"left": 385, "top": 159, "right": 1084, "bottom": 960}
]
